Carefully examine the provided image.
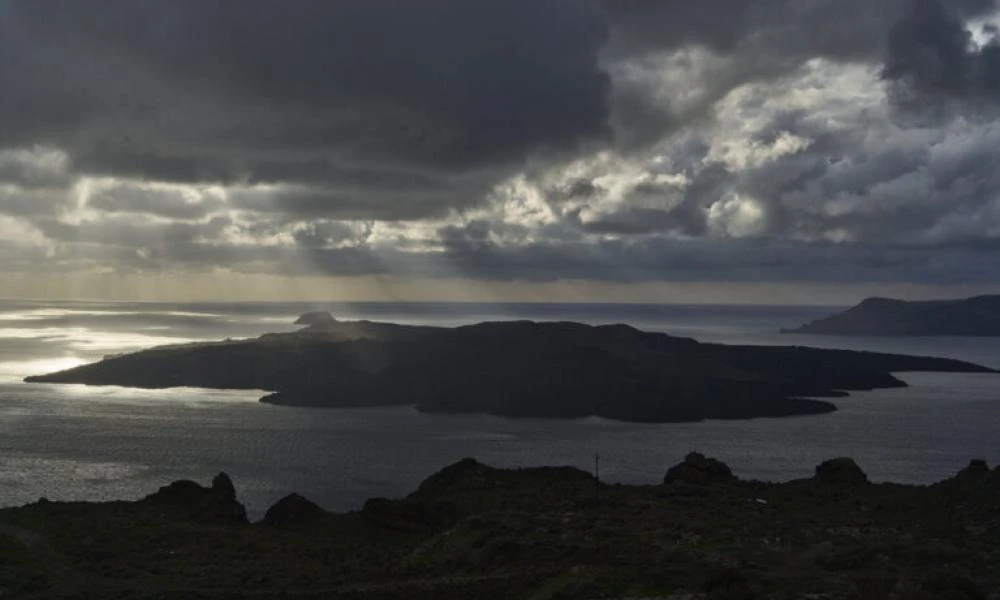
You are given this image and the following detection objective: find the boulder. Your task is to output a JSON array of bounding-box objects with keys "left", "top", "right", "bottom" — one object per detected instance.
[
  {"left": 262, "top": 493, "right": 325, "bottom": 525},
  {"left": 814, "top": 458, "right": 868, "bottom": 485},
  {"left": 664, "top": 452, "right": 736, "bottom": 486}
]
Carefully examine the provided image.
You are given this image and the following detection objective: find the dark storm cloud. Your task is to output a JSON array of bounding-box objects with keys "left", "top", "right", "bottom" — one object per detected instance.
[
  {"left": 3, "top": 0, "right": 1000, "bottom": 291},
  {"left": 297, "top": 237, "right": 1000, "bottom": 285},
  {"left": 606, "top": 0, "right": 995, "bottom": 60},
  {"left": 883, "top": 0, "right": 1000, "bottom": 103},
  {"left": 5, "top": 0, "right": 977, "bottom": 192},
  {"left": 5, "top": 0, "right": 610, "bottom": 181}
]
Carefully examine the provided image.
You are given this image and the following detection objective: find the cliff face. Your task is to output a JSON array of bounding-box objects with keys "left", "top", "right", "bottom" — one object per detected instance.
[
  {"left": 784, "top": 295, "right": 1000, "bottom": 336},
  {"left": 25, "top": 316, "right": 996, "bottom": 423}
]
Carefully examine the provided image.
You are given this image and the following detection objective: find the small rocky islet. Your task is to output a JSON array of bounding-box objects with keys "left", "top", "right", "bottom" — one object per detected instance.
[
  {"left": 25, "top": 312, "right": 997, "bottom": 423},
  {"left": 0, "top": 455, "right": 997, "bottom": 599}
]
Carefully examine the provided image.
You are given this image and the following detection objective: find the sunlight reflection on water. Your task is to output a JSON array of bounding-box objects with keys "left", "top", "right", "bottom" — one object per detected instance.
[{"left": 0, "top": 357, "right": 90, "bottom": 380}]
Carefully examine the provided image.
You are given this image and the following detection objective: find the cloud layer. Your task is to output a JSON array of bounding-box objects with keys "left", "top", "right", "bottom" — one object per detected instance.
[{"left": 2, "top": 0, "right": 1000, "bottom": 298}]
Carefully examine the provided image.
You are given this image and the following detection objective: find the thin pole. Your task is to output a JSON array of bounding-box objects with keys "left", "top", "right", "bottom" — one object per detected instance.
[{"left": 594, "top": 453, "right": 600, "bottom": 509}]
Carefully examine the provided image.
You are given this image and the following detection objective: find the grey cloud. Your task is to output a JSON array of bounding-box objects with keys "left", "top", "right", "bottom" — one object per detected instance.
[
  {"left": 0, "top": 148, "right": 73, "bottom": 189},
  {"left": 574, "top": 208, "right": 689, "bottom": 236},
  {"left": 297, "top": 237, "right": 1000, "bottom": 285},
  {"left": 35, "top": 215, "right": 232, "bottom": 249},
  {"left": 883, "top": 0, "right": 1000, "bottom": 104},
  {"left": 607, "top": 0, "right": 994, "bottom": 61},
  {"left": 603, "top": 0, "right": 999, "bottom": 150},
  {"left": 0, "top": 187, "right": 72, "bottom": 218},
  {"left": 88, "top": 185, "right": 225, "bottom": 220},
  {"left": 555, "top": 179, "right": 605, "bottom": 202},
  {"left": 292, "top": 221, "right": 375, "bottom": 250},
  {"left": 228, "top": 179, "right": 488, "bottom": 223}
]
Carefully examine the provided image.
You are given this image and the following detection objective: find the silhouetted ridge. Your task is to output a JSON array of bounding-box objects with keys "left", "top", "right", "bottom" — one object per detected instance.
[
  {"left": 783, "top": 294, "right": 1000, "bottom": 336},
  {"left": 4, "top": 457, "right": 1000, "bottom": 597},
  {"left": 25, "top": 315, "right": 996, "bottom": 423}
]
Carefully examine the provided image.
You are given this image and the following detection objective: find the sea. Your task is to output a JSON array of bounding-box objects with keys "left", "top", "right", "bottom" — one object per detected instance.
[{"left": 0, "top": 299, "right": 997, "bottom": 518}]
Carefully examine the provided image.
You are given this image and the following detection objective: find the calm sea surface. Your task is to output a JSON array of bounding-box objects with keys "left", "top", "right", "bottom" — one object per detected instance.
[{"left": 0, "top": 300, "right": 997, "bottom": 518}]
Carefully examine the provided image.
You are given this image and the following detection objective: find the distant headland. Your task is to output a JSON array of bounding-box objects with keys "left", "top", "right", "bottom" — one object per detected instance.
[
  {"left": 783, "top": 295, "right": 1000, "bottom": 336},
  {"left": 25, "top": 311, "right": 996, "bottom": 423}
]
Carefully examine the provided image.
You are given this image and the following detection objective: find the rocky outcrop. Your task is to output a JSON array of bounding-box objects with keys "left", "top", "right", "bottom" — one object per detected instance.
[
  {"left": 935, "top": 459, "right": 995, "bottom": 493},
  {"left": 261, "top": 493, "right": 325, "bottom": 525},
  {"left": 416, "top": 458, "right": 496, "bottom": 494},
  {"left": 663, "top": 452, "right": 736, "bottom": 485},
  {"left": 212, "top": 472, "right": 237, "bottom": 501},
  {"left": 956, "top": 459, "right": 991, "bottom": 480},
  {"left": 782, "top": 294, "right": 1000, "bottom": 336},
  {"left": 143, "top": 472, "right": 248, "bottom": 523},
  {"left": 416, "top": 458, "right": 594, "bottom": 497},
  {"left": 813, "top": 458, "right": 868, "bottom": 485},
  {"left": 294, "top": 311, "right": 337, "bottom": 326}
]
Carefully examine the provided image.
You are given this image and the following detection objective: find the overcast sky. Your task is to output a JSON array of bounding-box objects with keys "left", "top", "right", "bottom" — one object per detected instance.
[{"left": 3, "top": 0, "right": 1000, "bottom": 303}]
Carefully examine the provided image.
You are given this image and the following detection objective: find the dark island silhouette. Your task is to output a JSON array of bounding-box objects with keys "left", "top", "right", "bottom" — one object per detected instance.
[
  {"left": 25, "top": 312, "right": 995, "bottom": 423},
  {"left": 783, "top": 294, "right": 1000, "bottom": 336},
  {"left": 0, "top": 454, "right": 997, "bottom": 598}
]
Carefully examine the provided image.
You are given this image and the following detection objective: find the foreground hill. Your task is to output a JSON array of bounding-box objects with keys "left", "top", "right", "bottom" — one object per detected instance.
[
  {"left": 783, "top": 295, "right": 1000, "bottom": 336},
  {"left": 0, "top": 455, "right": 997, "bottom": 599},
  {"left": 26, "top": 314, "right": 995, "bottom": 423}
]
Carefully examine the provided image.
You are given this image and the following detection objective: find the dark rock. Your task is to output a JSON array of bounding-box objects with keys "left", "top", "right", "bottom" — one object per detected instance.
[
  {"left": 664, "top": 452, "right": 736, "bottom": 486},
  {"left": 956, "top": 459, "right": 991, "bottom": 480},
  {"left": 417, "top": 458, "right": 495, "bottom": 494},
  {"left": 936, "top": 460, "right": 998, "bottom": 505},
  {"left": 143, "top": 474, "right": 248, "bottom": 524},
  {"left": 294, "top": 311, "right": 337, "bottom": 326},
  {"left": 146, "top": 479, "right": 208, "bottom": 504},
  {"left": 814, "top": 458, "right": 868, "bottom": 485},
  {"left": 262, "top": 493, "right": 325, "bottom": 525},
  {"left": 212, "top": 472, "right": 237, "bottom": 501}
]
